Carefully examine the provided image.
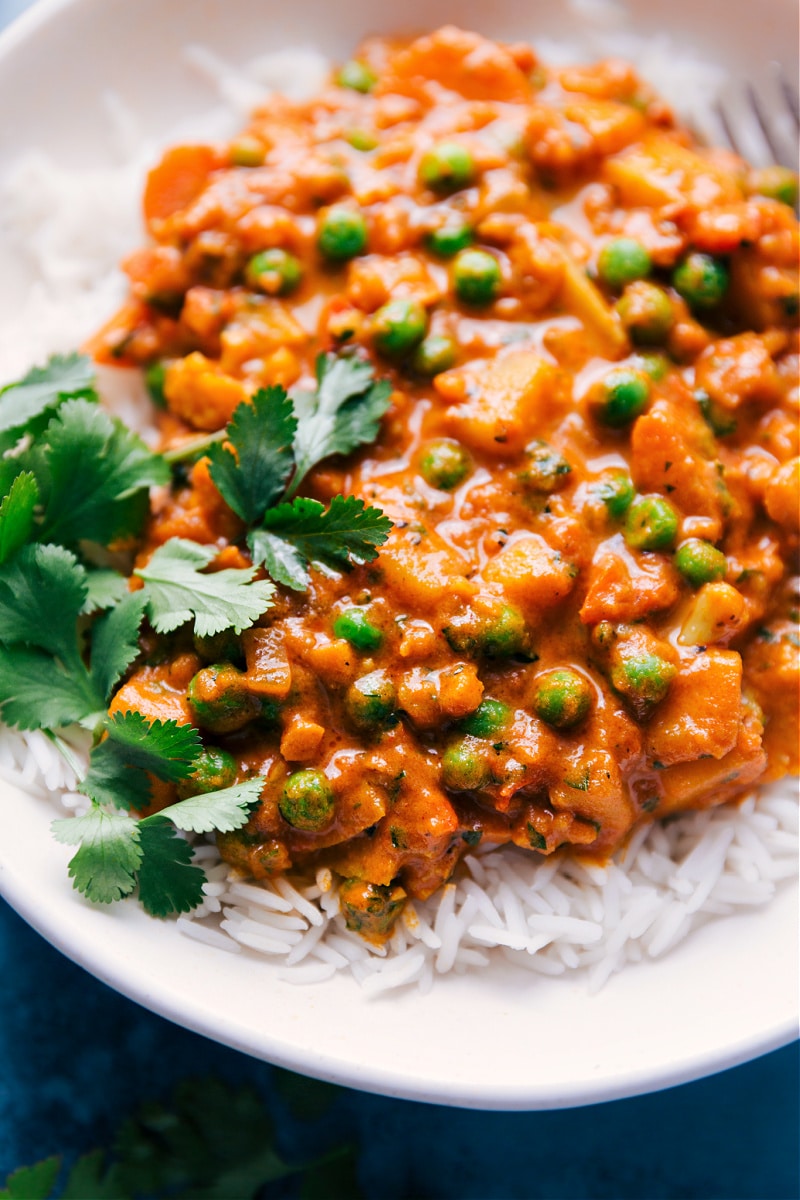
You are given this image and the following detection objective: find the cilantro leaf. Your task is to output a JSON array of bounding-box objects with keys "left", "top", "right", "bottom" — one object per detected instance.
[
  {"left": 164, "top": 777, "right": 264, "bottom": 834},
  {"left": 0, "top": 352, "right": 95, "bottom": 438},
  {"left": 250, "top": 495, "right": 391, "bottom": 590},
  {"left": 0, "top": 472, "right": 39, "bottom": 566},
  {"left": 81, "top": 737, "right": 153, "bottom": 812},
  {"left": 81, "top": 569, "right": 129, "bottom": 614},
  {"left": 102, "top": 710, "right": 201, "bottom": 782},
  {"left": 136, "top": 817, "right": 205, "bottom": 917},
  {"left": 0, "top": 645, "right": 101, "bottom": 730},
  {"left": 136, "top": 538, "right": 275, "bottom": 637},
  {"left": 207, "top": 387, "right": 297, "bottom": 525},
  {"left": 287, "top": 354, "right": 392, "bottom": 497},
  {"left": 89, "top": 592, "right": 146, "bottom": 703},
  {"left": 0, "top": 1156, "right": 61, "bottom": 1200},
  {"left": 0, "top": 543, "right": 87, "bottom": 665},
  {"left": 36, "top": 398, "right": 169, "bottom": 547},
  {"left": 52, "top": 807, "right": 142, "bottom": 904}
]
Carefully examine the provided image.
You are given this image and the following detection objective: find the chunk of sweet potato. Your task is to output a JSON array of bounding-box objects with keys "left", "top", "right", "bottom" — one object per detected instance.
[{"left": 645, "top": 649, "right": 743, "bottom": 766}]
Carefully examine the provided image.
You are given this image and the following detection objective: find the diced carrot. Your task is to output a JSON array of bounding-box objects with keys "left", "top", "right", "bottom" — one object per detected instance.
[{"left": 143, "top": 144, "right": 219, "bottom": 226}]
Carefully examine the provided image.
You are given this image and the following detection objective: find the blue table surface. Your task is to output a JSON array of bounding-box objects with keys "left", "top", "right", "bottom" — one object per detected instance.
[{"left": 0, "top": 2, "right": 798, "bottom": 1195}]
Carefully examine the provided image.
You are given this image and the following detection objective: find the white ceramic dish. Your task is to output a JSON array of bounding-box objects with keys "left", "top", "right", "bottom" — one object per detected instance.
[{"left": 0, "top": 0, "right": 797, "bottom": 1110}]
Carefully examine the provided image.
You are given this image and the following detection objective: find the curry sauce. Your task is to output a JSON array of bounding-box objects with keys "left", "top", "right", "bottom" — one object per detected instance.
[{"left": 95, "top": 28, "right": 799, "bottom": 938}]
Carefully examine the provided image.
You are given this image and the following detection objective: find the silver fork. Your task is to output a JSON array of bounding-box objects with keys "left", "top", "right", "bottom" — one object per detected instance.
[{"left": 712, "top": 64, "right": 799, "bottom": 171}]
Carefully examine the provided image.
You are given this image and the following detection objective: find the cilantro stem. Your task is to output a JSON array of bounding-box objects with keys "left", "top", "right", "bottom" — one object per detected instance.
[
  {"left": 163, "top": 430, "right": 227, "bottom": 465},
  {"left": 44, "top": 729, "right": 87, "bottom": 784}
]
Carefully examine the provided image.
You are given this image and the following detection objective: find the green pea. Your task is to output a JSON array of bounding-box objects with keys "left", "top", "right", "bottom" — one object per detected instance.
[
  {"left": 418, "top": 438, "right": 472, "bottom": 490},
  {"left": 344, "top": 670, "right": 396, "bottom": 730},
  {"left": 333, "top": 607, "right": 383, "bottom": 652},
  {"left": 453, "top": 249, "right": 502, "bottom": 306},
  {"left": 616, "top": 282, "right": 674, "bottom": 344},
  {"left": 595, "top": 470, "right": 636, "bottom": 519},
  {"left": 624, "top": 495, "right": 679, "bottom": 552},
  {"left": 441, "top": 739, "right": 491, "bottom": 791},
  {"left": 633, "top": 352, "right": 670, "bottom": 381},
  {"left": 674, "top": 539, "right": 727, "bottom": 587},
  {"left": 749, "top": 165, "right": 798, "bottom": 208},
  {"left": 594, "top": 368, "right": 650, "bottom": 427},
  {"left": 531, "top": 668, "right": 592, "bottom": 730},
  {"left": 318, "top": 206, "right": 368, "bottom": 261},
  {"left": 245, "top": 248, "right": 303, "bottom": 296},
  {"left": 144, "top": 361, "right": 167, "bottom": 409},
  {"left": 337, "top": 59, "right": 377, "bottom": 93},
  {"left": 426, "top": 222, "right": 473, "bottom": 257},
  {"left": 229, "top": 136, "right": 266, "bottom": 167},
  {"left": 519, "top": 441, "right": 572, "bottom": 494},
  {"left": 672, "top": 252, "right": 729, "bottom": 310},
  {"left": 419, "top": 142, "right": 476, "bottom": 192},
  {"left": 484, "top": 604, "right": 527, "bottom": 658},
  {"left": 411, "top": 333, "right": 457, "bottom": 376},
  {"left": 611, "top": 654, "right": 675, "bottom": 712},
  {"left": 279, "top": 768, "right": 335, "bottom": 832},
  {"left": 346, "top": 129, "right": 378, "bottom": 152},
  {"left": 694, "top": 388, "right": 737, "bottom": 437},
  {"left": 339, "top": 879, "right": 406, "bottom": 937},
  {"left": 177, "top": 746, "right": 238, "bottom": 800},
  {"left": 372, "top": 298, "right": 427, "bottom": 357},
  {"left": 597, "top": 238, "right": 652, "bottom": 289},
  {"left": 187, "top": 663, "right": 260, "bottom": 733},
  {"left": 193, "top": 629, "right": 242, "bottom": 664},
  {"left": 459, "top": 698, "right": 512, "bottom": 738}
]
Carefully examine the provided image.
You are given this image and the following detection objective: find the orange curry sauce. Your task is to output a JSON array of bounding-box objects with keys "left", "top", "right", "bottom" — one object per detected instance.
[{"left": 94, "top": 28, "right": 799, "bottom": 938}]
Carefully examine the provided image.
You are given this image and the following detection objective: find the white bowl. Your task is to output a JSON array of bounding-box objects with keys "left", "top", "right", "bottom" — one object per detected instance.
[{"left": 0, "top": 0, "right": 797, "bottom": 1109}]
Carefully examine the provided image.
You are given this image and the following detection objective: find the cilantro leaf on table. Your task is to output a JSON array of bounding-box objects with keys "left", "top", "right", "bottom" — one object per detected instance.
[
  {"left": 0, "top": 1155, "right": 61, "bottom": 1200},
  {"left": 52, "top": 807, "right": 142, "bottom": 904},
  {"left": 207, "top": 386, "right": 297, "bottom": 524},
  {"left": 0, "top": 472, "right": 39, "bottom": 566},
  {"left": 250, "top": 494, "right": 392, "bottom": 590},
  {"left": 287, "top": 353, "right": 392, "bottom": 497},
  {"left": 135, "top": 538, "right": 275, "bottom": 636},
  {"left": 35, "top": 398, "right": 169, "bottom": 548},
  {"left": 136, "top": 817, "right": 206, "bottom": 917},
  {"left": 0, "top": 352, "right": 96, "bottom": 441}
]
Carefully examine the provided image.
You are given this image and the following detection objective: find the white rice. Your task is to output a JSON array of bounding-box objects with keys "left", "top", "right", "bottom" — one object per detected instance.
[{"left": 0, "top": 27, "right": 797, "bottom": 994}]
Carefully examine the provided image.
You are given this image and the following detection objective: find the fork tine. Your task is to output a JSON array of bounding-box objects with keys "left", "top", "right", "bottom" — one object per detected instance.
[
  {"left": 779, "top": 68, "right": 800, "bottom": 130},
  {"left": 746, "top": 83, "right": 789, "bottom": 167}
]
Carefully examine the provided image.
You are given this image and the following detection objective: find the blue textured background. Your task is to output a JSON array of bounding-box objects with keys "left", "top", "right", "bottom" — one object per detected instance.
[{"left": 0, "top": 1, "right": 798, "bottom": 1194}]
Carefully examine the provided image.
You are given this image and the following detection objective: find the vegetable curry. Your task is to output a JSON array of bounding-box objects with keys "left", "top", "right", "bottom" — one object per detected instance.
[{"left": 94, "top": 27, "right": 799, "bottom": 938}]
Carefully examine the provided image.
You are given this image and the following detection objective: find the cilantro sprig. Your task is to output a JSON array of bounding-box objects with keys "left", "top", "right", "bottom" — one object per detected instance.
[
  {"left": 203, "top": 353, "right": 393, "bottom": 590},
  {"left": 0, "top": 349, "right": 393, "bottom": 919},
  {"left": 52, "top": 711, "right": 263, "bottom": 915}
]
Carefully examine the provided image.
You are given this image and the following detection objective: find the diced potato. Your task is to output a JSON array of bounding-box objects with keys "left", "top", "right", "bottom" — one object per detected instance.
[
  {"left": 558, "top": 254, "right": 629, "bottom": 355},
  {"left": 242, "top": 628, "right": 292, "bottom": 699},
  {"left": 679, "top": 582, "right": 747, "bottom": 646},
  {"left": 384, "top": 26, "right": 531, "bottom": 103},
  {"left": 630, "top": 400, "right": 727, "bottom": 529},
  {"left": 108, "top": 653, "right": 201, "bottom": 727},
  {"left": 280, "top": 714, "right": 325, "bottom": 762},
  {"left": 378, "top": 525, "right": 474, "bottom": 610},
  {"left": 604, "top": 133, "right": 742, "bottom": 210},
  {"left": 436, "top": 351, "right": 565, "bottom": 457},
  {"left": 656, "top": 718, "right": 767, "bottom": 815},
  {"left": 164, "top": 352, "right": 249, "bottom": 431},
  {"left": 548, "top": 747, "right": 635, "bottom": 852},
  {"left": 481, "top": 534, "right": 576, "bottom": 613},
  {"left": 645, "top": 649, "right": 743, "bottom": 766},
  {"left": 580, "top": 533, "right": 680, "bottom": 624},
  {"left": 563, "top": 99, "right": 646, "bottom": 156},
  {"left": 764, "top": 458, "right": 800, "bottom": 531}
]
